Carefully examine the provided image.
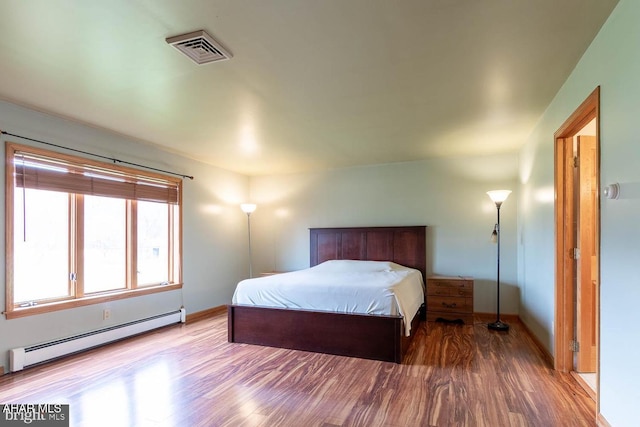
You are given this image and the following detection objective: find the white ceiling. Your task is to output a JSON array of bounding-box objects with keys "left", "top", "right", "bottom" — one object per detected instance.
[{"left": 0, "top": 1, "right": 618, "bottom": 176}]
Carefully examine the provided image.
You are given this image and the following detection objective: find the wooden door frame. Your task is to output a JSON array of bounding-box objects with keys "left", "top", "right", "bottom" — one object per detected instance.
[{"left": 554, "top": 86, "right": 600, "bottom": 373}]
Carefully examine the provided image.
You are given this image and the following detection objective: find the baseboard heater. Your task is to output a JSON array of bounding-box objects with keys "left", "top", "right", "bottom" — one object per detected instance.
[{"left": 9, "top": 308, "right": 186, "bottom": 372}]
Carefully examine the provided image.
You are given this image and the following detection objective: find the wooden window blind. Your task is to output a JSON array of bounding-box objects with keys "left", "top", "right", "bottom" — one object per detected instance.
[{"left": 13, "top": 149, "right": 180, "bottom": 204}]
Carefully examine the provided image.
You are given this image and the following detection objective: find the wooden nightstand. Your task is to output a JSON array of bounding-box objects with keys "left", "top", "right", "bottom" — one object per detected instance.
[
  {"left": 259, "top": 271, "right": 287, "bottom": 277},
  {"left": 426, "top": 276, "right": 474, "bottom": 324}
]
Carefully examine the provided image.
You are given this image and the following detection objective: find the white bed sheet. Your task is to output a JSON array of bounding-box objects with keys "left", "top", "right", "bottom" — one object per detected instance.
[{"left": 231, "top": 260, "right": 424, "bottom": 336}]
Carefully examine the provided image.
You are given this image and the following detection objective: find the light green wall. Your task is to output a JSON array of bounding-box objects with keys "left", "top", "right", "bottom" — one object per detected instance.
[
  {"left": 249, "top": 154, "right": 519, "bottom": 315},
  {"left": 519, "top": 0, "right": 639, "bottom": 424},
  {"left": 0, "top": 100, "right": 249, "bottom": 373}
]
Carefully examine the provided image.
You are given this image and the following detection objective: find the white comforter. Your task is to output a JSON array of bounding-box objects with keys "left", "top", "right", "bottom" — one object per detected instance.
[{"left": 232, "top": 260, "right": 424, "bottom": 336}]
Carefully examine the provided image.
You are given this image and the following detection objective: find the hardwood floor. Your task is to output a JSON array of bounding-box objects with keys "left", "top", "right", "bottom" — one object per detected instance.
[{"left": 0, "top": 314, "right": 595, "bottom": 426}]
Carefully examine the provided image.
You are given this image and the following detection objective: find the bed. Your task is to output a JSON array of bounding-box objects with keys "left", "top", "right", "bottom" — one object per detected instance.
[{"left": 227, "top": 226, "right": 427, "bottom": 363}]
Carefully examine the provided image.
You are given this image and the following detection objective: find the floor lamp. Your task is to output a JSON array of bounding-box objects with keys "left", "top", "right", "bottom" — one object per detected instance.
[
  {"left": 240, "top": 203, "right": 257, "bottom": 278},
  {"left": 487, "top": 190, "right": 511, "bottom": 332}
]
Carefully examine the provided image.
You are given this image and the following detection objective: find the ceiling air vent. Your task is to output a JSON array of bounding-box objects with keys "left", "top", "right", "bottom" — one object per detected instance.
[{"left": 166, "top": 30, "right": 232, "bottom": 65}]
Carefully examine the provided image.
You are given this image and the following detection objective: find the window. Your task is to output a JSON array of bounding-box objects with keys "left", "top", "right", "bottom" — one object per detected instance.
[{"left": 5, "top": 142, "right": 182, "bottom": 318}]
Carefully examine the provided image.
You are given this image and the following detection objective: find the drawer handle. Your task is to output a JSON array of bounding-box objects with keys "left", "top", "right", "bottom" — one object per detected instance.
[{"left": 442, "top": 302, "right": 457, "bottom": 308}]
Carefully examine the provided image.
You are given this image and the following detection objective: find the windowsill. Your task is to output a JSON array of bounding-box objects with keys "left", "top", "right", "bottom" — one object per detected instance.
[{"left": 4, "top": 283, "right": 183, "bottom": 320}]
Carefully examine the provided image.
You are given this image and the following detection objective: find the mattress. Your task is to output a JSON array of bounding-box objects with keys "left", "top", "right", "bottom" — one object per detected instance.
[{"left": 231, "top": 260, "right": 425, "bottom": 336}]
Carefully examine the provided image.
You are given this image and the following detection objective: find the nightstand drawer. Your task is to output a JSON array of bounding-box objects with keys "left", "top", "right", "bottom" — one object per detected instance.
[
  {"left": 427, "top": 296, "right": 472, "bottom": 313},
  {"left": 427, "top": 280, "right": 472, "bottom": 297}
]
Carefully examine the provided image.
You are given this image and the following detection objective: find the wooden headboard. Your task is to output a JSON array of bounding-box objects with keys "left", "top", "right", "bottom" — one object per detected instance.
[{"left": 310, "top": 226, "right": 427, "bottom": 282}]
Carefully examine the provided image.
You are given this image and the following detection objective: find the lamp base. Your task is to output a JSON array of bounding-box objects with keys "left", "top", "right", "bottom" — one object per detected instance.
[{"left": 488, "top": 320, "right": 510, "bottom": 332}]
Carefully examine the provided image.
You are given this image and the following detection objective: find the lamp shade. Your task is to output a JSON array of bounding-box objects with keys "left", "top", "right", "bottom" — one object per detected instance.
[
  {"left": 240, "top": 203, "right": 257, "bottom": 214},
  {"left": 487, "top": 190, "right": 512, "bottom": 205}
]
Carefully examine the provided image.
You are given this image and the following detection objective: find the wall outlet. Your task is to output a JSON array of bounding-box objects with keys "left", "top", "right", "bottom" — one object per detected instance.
[{"left": 103, "top": 309, "right": 111, "bottom": 320}]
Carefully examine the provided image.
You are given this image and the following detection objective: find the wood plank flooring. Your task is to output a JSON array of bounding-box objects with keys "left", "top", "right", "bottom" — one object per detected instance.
[{"left": 0, "top": 314, "right": 595, "bottom": 426}]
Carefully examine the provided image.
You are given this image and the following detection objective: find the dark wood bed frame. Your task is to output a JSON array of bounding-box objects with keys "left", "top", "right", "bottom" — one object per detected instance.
[{"left": 227, "top": 226, "right": 427, "bottom": 363}]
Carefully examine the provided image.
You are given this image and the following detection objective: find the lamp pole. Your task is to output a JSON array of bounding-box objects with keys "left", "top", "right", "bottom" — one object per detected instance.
[
  {"left": 240, "top": 203, "right": 257, "bottom": 278},
  {"left": 246, "top": 211, "right": 253, "bottom": 278}
]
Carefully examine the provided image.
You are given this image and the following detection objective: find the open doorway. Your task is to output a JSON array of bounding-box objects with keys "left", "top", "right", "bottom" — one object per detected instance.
[{"left": 554, "top": 87, "right": 600, "bottom": 405}]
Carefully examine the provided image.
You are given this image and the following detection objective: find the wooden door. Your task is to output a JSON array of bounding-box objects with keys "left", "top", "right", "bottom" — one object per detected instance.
[{"left": 576, "top": 135, "right": 598, "bottom": 372}]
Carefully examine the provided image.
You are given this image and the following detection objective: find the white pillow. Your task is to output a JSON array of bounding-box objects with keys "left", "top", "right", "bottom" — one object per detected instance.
[{"left": 311, "top": 259, "right": 397, "bottom": 273}]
